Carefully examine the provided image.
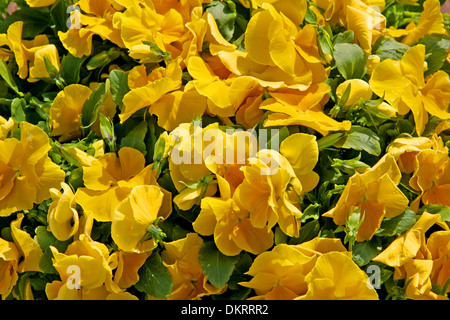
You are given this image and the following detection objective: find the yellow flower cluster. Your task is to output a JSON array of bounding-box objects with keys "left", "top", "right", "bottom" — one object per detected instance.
[{"left": 0, "top": 0, "right": 449, "bottom": 301}]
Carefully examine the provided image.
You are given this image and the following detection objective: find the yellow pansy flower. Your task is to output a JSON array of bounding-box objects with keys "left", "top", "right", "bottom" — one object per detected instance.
[
  {"left": 10, "top": 214, "right": 43, "bottom": 273},
  {"left": 297, "top": 251, "right": 379, "bottom": 300},
  {"left": 312, "top": 0, "right": 385, "bottom": 54},
  {"left": 193, "top": 195, "right": 274, "bottom": 256},
  {"left": 336, "top": 79, "right": 373, "bottom": 107},
  {"left": 239, "top": 244, "right": 317, "bottom": 300},
  {"left": 408, "top": 135, "right": 450, "bottom": 210},
  {"left": 150, "top": 87, "right": 208, "bottom": 131},
  {"left": 239, "top": 237, "right": 346, "bottom": 300},
  {"left": 75, "top": 147, "right": 169, "bottom": 222},
  {"left": 1, "top": 213, "right": 48, "bottom": 298},
  {"left": 323, "top": 154, "right": 408, "bottom": 241},
  {"left": 158, "top": 233, "right": 226, "bottom": 300},
  {"left": 0, "top": 33, "right": 13, "bottom": 62},
  {"left": 120, "top": 59, "right": 182, "bottom": 124},
  {"left": 46, "top": 234, "right": 121, "bottom": 300},
  {"left": 373, "top": 212, "right": 441, "bottom": 267},
  {"left": 5, "top": 21, "right": 49, "bottom": 79},
  {"left": 109, "top": 251, "right": 150, "bottom": 289},
  {"left": 186, "top": 55, "right": 235, "bottom": 117},
  {"left": 279, "top": 133, "right": 320, "bottom": 194},
  {"left": 48, "top": 182, "right": 80, "bottom": 241},
  {"left": 373, "top": 212, "right": 448, "bottom": 300},
  {"left": 345, "top": 0, "right": 386, "bottom": 55},
  {"left": 24, "top": 0, "right": 56, "bottom": 7},
  {"left": 387, "top": 136, "right": 433, "bottom": 173},
  {"left": 58, "top": 0, "right": 124, "bottom": 58},
  {"left": 242, "top": 3, "right": 325, "bottom": 89},
  {"left": 49, "top": 84, "right": 93, "bottom": 142},
  {"left": 0, "top": 116, "right": 16, "bottom": 140},
  {"left": 370, "top": 44, "right": 450, "bottom": 136},
  {"left": 427, "top": 231, "right": 450, "bottom": 295},
  {"left": 49, "top": 83, "right": 116, "bottom": 142},
  {"left": 260, "top": 84, "right": 352, "bottom": 136},
  {"left": 112, "top": 0, "right": 185, "bottom": 58},
  {"left": 111, "top": 185, "right": 172, "bottom": 253},
  {"left": 0, "top": 238, "right": 20, "bottom": 299},
  {"left": 385, "top": 0, "right": 447, "bottom": 45},
  {"left": 167, "top": 123, "right": 221, "bottom": 211},
  {"left": 234, "top": 151, "right": 303, "bottom": 237},
  {"left": 0, "top": 122, "right": 65, "bottom": 217},
  {"left": 28, "top": 44, "right": 60, "bottom": 82}
]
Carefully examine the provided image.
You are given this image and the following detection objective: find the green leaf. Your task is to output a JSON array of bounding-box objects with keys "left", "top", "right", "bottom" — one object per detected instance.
[
  {"left": 80, "top": 80, "right": 110, "bottom": 129},
  {"left": 376, "top": 208, "right": 417, "bottom": 237},
  {"left": 11, "top": 98, "right": 27, "bottom": 123},
  {"left": 352, "top": 237, "right": 383, "bottom": 267},
  {"left": 299, "top": 203, "right": 321, "bottom": 223},
  {"left": 418, "top": 204, "right": 450, "bottom": 222},
  {"left": 109, "top": 69, "right": 129, "bottom": 107},
  {"left": 135, "top": 250, "right": 172, "bottom": 298},
  {"left": 198, "top": 241, "right": 239, "bottom": 288},
  {"left": 333, "top": 30, "right": 354, "bottom": 45},
  {"left": 120, "top": 120, "right": 148, "bottom": 155},
  {"left": 86, "top": 48, "right": 121, "bottom": 71},
  {"left": 43, "top": 56, "right": 59, "bottom": 79},
  {"left": 140, "top": 42, "right": 172, "bottom": 64},
  {"left": 265, "top": 126, "right": 290, "bottom": 149},
  {"left": 99, "top": 113, "right": 116, "bottom": 152},
  {"left": 0, "top": 7, "right": 50, "bottom": 39},
  {"left": 417, "top": 34, "right": 450, "bottom": 77},
  {"left": 335, "top": 125, "right": 381, "bottom": 156},
  {"left": 317, "top": 132, "right": 345, "bottom": 150},
  {"left": 68, "top": 167, "right": 84, "bottom": 191},
  {"left": 274, "top": 226, "right": 289, "bottom": 245},
  {"left": 289, "top": 220, "right": 320, "bottom": 245},
  {"left": 373, "top": 36, "right": 409, "bottom": 61},
  {"left": 0, "top": 60, "right": 22, "bottom": 96},
  {"left": 50, "top": 0, "right": 70, "bottom": 33},
  {"left": 333, "top": 43, "right": 367, "bottom": 79},
  {"left": 35, "top": 226, "right": 72, "bottom": 274},
  {"left": 206, "top": 0, "right": 237, "bottom": 42},
  {"left": 60, "top": 53, "right": 87, "bottom": 85},
  {"left": 331, "top": 154, "right": 371, "bottom": 175}
]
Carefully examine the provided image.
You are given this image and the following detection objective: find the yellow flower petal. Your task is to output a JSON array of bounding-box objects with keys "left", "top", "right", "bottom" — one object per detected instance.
[
  {"left": 49, "top": 84, "right": 93, "bottom": 141},
  {"left": 120, "top": 78, "right": 179, "bottom": 123},
  {"left": 11, "top": 214, "right": 43, "bottom": 273}
]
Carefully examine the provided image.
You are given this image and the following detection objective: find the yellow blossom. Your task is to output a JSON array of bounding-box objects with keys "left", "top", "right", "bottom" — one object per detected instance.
[
  {"left": 46, "top": 234, "right": 121, "bottom": 300},
  {"left": 58, "top": 0, "right": 124, "bottom": 58},
  {"left": 297, "top": 251, "right": 379, "bottom": 300},
  {"left": 159, "top": 233, "right": 226, "bottom": 300},
  {"left": 323, "top": 154, "right": 408, "bottom": 241},
  {"left": 28, "top": 44, "right": 60, "bottom": 82},
  {"left": 0, "top": 238, "right": 20, "bottom": 298},
  {"left": 48, "top": 182, "right": 80, "bottom": 241},
  {"left": 0, "top": 116, "right": 16, "bottom": 140},
  {"left": 24, "top": 0, "right": 56, "bottom": 7},
  {"left": 0, "top": 122, "right": 65, "bottom": 216},
  {"left": 239, "top": 244, "right": 317, "bottom": 299},
  {"left": 5, "top": 21, "right": 49, "bottom": 79},
  {"left": 49, "top": 84, "right": 93, "bottom": 142},
  {"left": 261, "top": 84, "right": 352, "bottom": 136},
  {"left": 370, "top": 44, "right": 450, "bottom": 136},
  {"left": 111, "top": 185, "right": 172, "bottom": 253},
  {"left": 193, "top": 195, "right": 274, "bottom": 256},
  {"left": 387, "top": 135, "right": 433, "bottom": 173},
  {"left": 408, "top": 135, "right": 450, "bottom": 210},
  {"left": 75, "top": 147, "right": 170, "bottom": 222}
]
